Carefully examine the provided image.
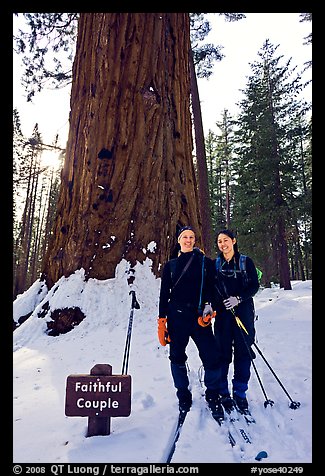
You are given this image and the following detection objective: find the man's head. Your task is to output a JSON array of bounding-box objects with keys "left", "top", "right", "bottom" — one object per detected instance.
[{"left": 177, "top": 226, "right": 195, "bottom": 253}]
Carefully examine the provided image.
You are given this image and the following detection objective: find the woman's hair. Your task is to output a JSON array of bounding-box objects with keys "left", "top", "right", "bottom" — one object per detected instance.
[{"left": 216, "top": 229, "right": 239, "bottom": 254}]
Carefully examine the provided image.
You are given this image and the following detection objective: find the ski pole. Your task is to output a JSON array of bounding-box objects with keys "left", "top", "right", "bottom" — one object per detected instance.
[
  {"left": 216, "top": 281, "right": 300, "bottom": 409},
  {"left": 231, "top": 309, "right": 300, "bottom": 410},
  {"left": 230, "top": 309, "right": 274, "bottom": 408},
  {"left": 216, "top": 282, "right": 274, "bottom": 407},
  {"left": 121, "top": 290, "right": 140, "bottom": 375}
]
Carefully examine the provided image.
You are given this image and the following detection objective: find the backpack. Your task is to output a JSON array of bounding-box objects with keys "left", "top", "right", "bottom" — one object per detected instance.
[{"left": 215, "top": 254, "right": 262, "bottom": 285}]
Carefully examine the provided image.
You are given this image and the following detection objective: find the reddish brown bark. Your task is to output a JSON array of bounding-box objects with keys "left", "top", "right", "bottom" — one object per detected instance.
[{"left": 42, "top": 13, "right": 203, "bottom": 287}]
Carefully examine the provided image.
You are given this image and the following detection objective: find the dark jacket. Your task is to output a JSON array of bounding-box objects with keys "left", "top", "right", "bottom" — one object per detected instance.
[
  {"left": 159, "top": 248, "right": 215, "bottom": 318},
  {"left": 211, "top": 252, "right": 259, "bottom": 343},
  {"left": 211, "top": 252, "right": 259, "bottom": 310}
]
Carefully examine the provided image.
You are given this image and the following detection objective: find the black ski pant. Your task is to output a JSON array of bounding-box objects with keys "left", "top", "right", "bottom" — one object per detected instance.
[
  {"left": 214, "top": 306, "right": 255, "bottom": 397},
  {"left": 167, "top": 305, "right": 222, "bottom": 398}
]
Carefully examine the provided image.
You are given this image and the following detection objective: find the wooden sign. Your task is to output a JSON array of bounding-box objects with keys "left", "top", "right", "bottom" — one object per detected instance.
[{"left": 65, "top": 364, "right": 131, "bottom": 436}]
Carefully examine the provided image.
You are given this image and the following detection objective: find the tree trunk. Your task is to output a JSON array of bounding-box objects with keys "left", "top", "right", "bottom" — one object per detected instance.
[
  {"left": 189, "top": 50, "right": 214, "bottom": 256},
  {"left": 278, "top": 215, "right": 292, "bottom": 290},
  {"left": 42, "top": 13, "right": 202, "bottom": 288},
  {"left": 266, "top": 70, "right": 292, "bottom": 291}
]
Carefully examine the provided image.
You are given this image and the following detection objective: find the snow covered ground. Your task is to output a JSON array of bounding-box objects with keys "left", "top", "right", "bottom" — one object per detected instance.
[{"left": 13, "top": 259, "right": 312, "bottom": 465}]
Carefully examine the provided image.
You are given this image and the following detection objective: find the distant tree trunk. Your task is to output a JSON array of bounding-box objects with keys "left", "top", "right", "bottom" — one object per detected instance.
[
  {"left": 189, "top": 50, "right": 214, "bottom": 256},
  {"left": 278, "top": 215, "right": 291, "bottom": 289},
  {"left": 265, "top": 69, "right": 291, "bottom": 291},
  {"left": 224, "top": 142, "right": 231, "bottom": 229},
  {"left": 26, "top": 156, "right": 41, "bottom": 287},
  {"left": 42, "top": 13, "right": 203, "bottom": 289},
  {"left": 14, "top": 148, "right": 36, "bottom": 296},
  {"left": 30, "top": 182, "right": 43, "bottom": 284}
]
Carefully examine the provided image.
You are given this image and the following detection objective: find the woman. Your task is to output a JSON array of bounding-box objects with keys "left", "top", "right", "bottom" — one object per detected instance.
[
  {"left": 157, "top": 226, "right": 223, "bottom": 418},
  {"left": 212, "top": 229, "right": 259, "bottom": 414}
]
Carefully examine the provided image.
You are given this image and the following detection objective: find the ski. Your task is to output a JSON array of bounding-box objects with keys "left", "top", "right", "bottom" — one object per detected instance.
[
  {"left": 221, "top": 402, "right": 254, "bottom": 445},
  {"left": 243, "top": 412, "right": 256, "bottom": 424},
  {"left": 234, "top": 404, "right": 256, "bottom": 424},
  {"left": 223, "top": 405, "right": 269, "bottom": 462},
  {"left": 227, "top": 411, "right": 253, "bottom": 446},
  {"left": 206, "top": 404, "right": 236, "bottom": 447},
  {"left": 219, "top": 400, "right": 250, "bottom": 439},
  {"left": 165, "top": 410, "right": 188, "bottom": 463},
  {"left": 201, "top": 395, "right": 267, "bottom": 462}
]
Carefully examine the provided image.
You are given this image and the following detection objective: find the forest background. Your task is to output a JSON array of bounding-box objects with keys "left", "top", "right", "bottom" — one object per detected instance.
[{"left": 12, "top": 13, "right": 312, "bottom": 322}]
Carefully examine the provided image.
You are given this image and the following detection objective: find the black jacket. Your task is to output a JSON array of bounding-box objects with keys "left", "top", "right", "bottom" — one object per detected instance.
[
  {"left": 211, "top": 252, "right": 259, "bottom": 314},
  {"left": 158, "top": 248, "right": 215, "bottom": 318}
]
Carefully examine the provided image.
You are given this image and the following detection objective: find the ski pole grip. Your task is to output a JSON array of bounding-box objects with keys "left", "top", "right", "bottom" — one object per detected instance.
[{"left": 130, "top": 290, "right": 140, "bottom": 309}]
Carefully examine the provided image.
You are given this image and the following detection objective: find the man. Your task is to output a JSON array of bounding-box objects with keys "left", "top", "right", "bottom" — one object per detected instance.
[{"left": 157, "top": 226, "right": 223, "bottom": 418}]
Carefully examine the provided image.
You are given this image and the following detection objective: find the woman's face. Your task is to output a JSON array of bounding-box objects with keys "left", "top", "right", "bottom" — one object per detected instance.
[
  {"left": 179, "top": 231, "right": 195, "bottom": 253},
  {"left": 217, "top": 233, "right": 236, "bottom": 254}
]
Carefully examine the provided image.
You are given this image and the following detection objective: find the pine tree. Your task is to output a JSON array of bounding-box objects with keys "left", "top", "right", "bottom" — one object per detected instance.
[
  {"left": 231, "top": 40, "right": 310, "bottom": 289},
  {"left": 14, "top": 124, "right": 43, "bottom": 296}
]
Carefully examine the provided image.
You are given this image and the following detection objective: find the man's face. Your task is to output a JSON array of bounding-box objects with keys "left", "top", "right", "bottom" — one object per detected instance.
[{"left": 179, "top": 231, "right": 195, "bottom": 253}]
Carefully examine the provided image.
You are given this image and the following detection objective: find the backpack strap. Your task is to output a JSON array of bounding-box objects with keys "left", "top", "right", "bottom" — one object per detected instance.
[
  {"left": 216, "top": 254, "right": 248, "bottom": 285},
  {"left": 197, "top": 254, "right": 205, "bottom": 313},
  {"left": 215, "top": 256, "right": 221, "bottom": 272},
  {"left": 239, "top": 254, "right": 246, "bottom": 271},
  {"left": 239, "top": 254, "right": 248, "bottom": 285},
  {"left": 170, "top": 253, "right": 195, "bottom": 291}
]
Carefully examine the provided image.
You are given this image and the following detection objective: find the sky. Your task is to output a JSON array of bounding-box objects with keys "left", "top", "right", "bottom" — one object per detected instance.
[
  {"left": 13, "top": 12, "right": 312, "bottom": 162},
  {"left": 13, "top": 259, "right": 312, "bottom": 467},
  {"left": 197, "top": 12, "right": 312, "bottom": 133}
]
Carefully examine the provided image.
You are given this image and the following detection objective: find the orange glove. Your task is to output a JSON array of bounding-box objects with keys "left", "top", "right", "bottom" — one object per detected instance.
[
  {"left": 198, "top": 304, "right": 216, "bottom": 327},
  {"left": 157, "top": 317, "right": 171, "bottom": 346}
]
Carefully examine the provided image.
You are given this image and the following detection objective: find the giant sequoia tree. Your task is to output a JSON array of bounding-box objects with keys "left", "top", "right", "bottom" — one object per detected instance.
[{"left": 42, "top": 13, "right": 203, "bottom": 289}]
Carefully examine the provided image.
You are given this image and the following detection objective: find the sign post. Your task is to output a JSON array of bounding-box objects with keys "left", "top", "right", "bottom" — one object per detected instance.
[{"left": 65, "top": 363, "right": 131, "bottom": 437}]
